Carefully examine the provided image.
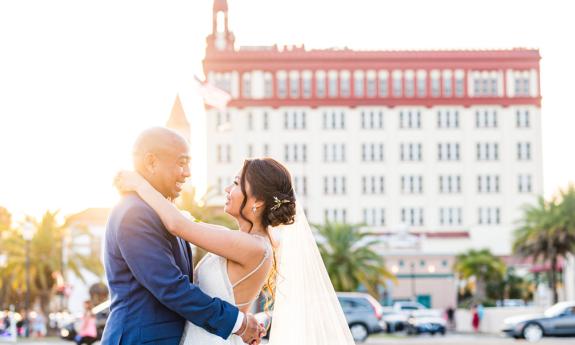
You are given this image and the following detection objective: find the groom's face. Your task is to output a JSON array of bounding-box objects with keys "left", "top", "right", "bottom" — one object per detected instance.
[{"left": 150, "top": 142, "right": 191, "bottom": 200}]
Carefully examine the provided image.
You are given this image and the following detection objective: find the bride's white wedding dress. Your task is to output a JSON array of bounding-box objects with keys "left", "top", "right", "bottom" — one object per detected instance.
[
  {"left": 181, "top": 203, "right": 355, "bottom": 345},
  {"left": 180, "top": 236, "right": 271, "bottom": 345}
]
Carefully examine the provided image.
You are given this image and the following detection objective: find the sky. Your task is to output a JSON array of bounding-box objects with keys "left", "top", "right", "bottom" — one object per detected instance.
[{"left": 0, "top": 0, "right": 574, "bottom": 222}]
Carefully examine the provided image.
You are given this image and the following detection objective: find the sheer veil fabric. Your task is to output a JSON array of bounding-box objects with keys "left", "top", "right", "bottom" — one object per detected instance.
[{"left": 268, "top": 202, "right": 356, "bottom": 345}]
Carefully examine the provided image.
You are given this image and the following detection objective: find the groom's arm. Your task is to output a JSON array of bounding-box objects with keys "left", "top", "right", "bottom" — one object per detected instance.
[{"left": 117, "top": 203, "right": 239, "bottom": 339}]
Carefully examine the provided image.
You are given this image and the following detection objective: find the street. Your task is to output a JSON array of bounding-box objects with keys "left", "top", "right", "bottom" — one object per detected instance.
[{"left": 2, "top": 334, "right": 575, "bottom": 345}]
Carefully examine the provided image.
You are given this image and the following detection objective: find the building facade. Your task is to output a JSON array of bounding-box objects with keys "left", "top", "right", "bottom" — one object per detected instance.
[{"left": 203, "top": 0, "right": 542, "bottom": 259}]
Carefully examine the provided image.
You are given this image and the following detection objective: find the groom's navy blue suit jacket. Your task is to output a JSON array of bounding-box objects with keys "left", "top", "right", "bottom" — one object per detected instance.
[{"left": 101, "top": 194, "right": 238, "bottom": 344}]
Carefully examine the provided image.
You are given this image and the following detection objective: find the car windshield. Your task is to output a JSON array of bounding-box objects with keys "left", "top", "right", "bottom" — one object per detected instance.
[{"left": 544, "top": 303, "right": 568, "bottom": 317}]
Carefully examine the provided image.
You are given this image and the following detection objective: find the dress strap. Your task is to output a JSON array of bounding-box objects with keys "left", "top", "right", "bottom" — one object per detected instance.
[{"left": 231, "top": 236, "right": 271, "bottom": 289}]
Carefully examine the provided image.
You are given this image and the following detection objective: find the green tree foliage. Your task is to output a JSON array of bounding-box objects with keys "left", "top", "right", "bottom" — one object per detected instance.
[{"left": 315, "top": 222, "right": 395, "bottom": 299}]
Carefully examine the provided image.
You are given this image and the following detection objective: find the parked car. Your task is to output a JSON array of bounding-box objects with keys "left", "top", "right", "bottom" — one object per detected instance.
[
  {"left": 406, "top": 314, "right": 446, "bottom": 336},
  {"left": 59, "top": 300, "right": 110, "bottom": 343},
  {"left": 382, "top": 301, "right": 431, "bottom": 333},
  {"left": 497, "top": 299, "right": 527, "bottom": 308},
  {"left": 502, "top": 301, "right": 575, "bottom": 342},
  {"left": 255, "top": 292, "right": 385, "bottom": 343},
  {"left": 338, "top": 292, "right": 385, "bottom": 342}
]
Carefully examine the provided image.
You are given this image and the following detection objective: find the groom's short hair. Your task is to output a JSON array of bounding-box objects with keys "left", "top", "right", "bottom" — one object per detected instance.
[{"left": 132, "top": 127, "right": 188, "bottom": 171}]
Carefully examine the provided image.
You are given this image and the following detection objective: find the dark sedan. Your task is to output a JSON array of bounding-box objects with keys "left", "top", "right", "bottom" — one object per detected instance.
[{"left": 502, "top": 301, "right": 575, "bottom": 342}]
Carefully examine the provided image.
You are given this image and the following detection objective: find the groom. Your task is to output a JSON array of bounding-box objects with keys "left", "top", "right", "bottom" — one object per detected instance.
[{"left": 102, "top": 127, "right": 262, "bottom": 344}]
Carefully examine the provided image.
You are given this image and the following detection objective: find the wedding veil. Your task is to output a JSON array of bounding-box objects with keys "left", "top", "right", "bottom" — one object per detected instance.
[{"left": 268, "top": 202, "right": 356, "bottom": 344}]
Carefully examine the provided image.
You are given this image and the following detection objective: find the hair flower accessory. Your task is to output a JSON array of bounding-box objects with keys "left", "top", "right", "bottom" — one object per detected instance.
[{"left": 271, "top": 196, "right": 291, "bottom": 211}]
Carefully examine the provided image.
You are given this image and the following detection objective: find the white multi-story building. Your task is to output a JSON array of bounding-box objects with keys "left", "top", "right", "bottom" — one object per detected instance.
[{"left": 203, "top": 0, "right": 542, "bottom": 259}]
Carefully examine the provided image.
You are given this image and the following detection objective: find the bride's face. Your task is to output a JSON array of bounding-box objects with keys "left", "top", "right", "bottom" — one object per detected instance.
[{"left": 223, "top": 173, "right": 258, "bottom": 220}]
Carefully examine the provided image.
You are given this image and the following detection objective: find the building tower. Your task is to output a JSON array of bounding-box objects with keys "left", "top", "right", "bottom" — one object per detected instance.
[{"left": 207, "top": 0, "right": 235, "bottom": 53}]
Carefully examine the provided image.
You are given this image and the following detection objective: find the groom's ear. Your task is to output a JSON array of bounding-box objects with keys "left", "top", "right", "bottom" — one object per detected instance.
[{"left": 143, "top": 152, "right": 158, "bottom": 175}]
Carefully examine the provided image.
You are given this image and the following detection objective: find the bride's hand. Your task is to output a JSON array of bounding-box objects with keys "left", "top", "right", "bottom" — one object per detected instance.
[{"left": 114, "top": 170, "right": 146, "bottom": 194}]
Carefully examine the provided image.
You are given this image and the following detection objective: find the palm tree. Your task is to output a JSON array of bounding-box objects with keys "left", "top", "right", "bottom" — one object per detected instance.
[
  {"left": 513, "top": 187, "right": 575, "bottom": 304},
  {"left": 0, "top": 210, "right": 103, "bottom": 315},
  {"left": 315, "top": 222, "right": 395, "bottom": 299},
  {"left": 454, "top": 249, "right": 506, "bottom": 303},
  {"left": 0, "top": 207, "right": 13, "bottom": 308}
]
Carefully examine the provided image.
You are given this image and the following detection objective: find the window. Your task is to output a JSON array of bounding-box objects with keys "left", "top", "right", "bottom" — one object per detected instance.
[
  {"left": 392, "top": 70, "right": 403, "bottom": 97},
  {"left": 263, "top": 143, "right": 270, "bottom": 157},
  {"left": 443, "top": 71, "right": 452, "bottom": 97},
  {"left": 514, "top": 74, "right": 530, "bottom": 96},
  {"left": 401, "top": 208, "right": 424, "bottom": 226},
  {"left": 294, "top": 176, "right": 308, "bottom": 196},
  {"left": 379, "top": 71, "right": 389, "bottom": 97},
  {"left": 216, "top": 144, "right": 232, "bottom": 163},
  {"left": 247, "top": 112, "right": 253, "bottom": 131},
  {"left": 400, "top": 143, "right": 423, "bottom": 161},
  {"left": 277, "top": 71, "right": 287, "bottom": 98},
  {"left": 361, "top": 110, "right": 384, "bottom": 129},
  {"left": 366, "top": 71, "right": 376, "bottom": 97},
  {"left": 431, "top": 70, "right": 440, "bottom": 97},
  {"left": 290, "top": 71, "right": 299, "bottom": 98},
  {"left": 284, "top": 111, "right": 306, "bottom": 130},
  {"left": 476, "top": 142, "right": 499, "bottom": 161},
  {"left": 439, "top": 207, "right": 462, "bottom": 226},
  {"left": 518, "top": 174, "right": 532, "bottom": 193},
  {"left": 438, "top": 143, "right": 460, "bottom": 161},
  {"left": 324, "top": 208, "right": 347, "bottom": 223},
  {"left": 323, "top": 176, "right": 347, "bottom": 195},
  {"left": 472, "top": 72, "right": 499, "bottom": 97},
  {"left": 323, "top": 143, "right": 346, "bottom": 163},
  {"left": 247, "top": 144, "right": 253, "bottom": 157},
  {"left": 439, "top": 175, "right": 462, "bottom": 194},
  {"left": 516, "top": 109, "right": 530, "bottom": 128},
  {"left": 263, "top": 72, "right": 273, "bottom": 98},
  {"left": 477, "top": 175, "right": 500, "bottom": 193},
  {"left": 455, "top": 70, "right": 465, "bottom": 97},
  {"left": 263, "top": 111, "right": 269, "bottom": 130},
  {"left": 478, "top": 207, "right": 501, "bottom": 225},
  {"left": 401, "top": 175, "right": 424, "bottom": 194},
  {"left": 399, "top": 110, "right": 421, "bottom": 129},
  {"left": 405, "top": 70, "right": 415, "bottom": 97},
  {"left": 437, "top": 109, "right": 459, "bottom": 129},
  {"left": 475, "top": 109, "right": 498, "bottom": 128},
  {"left": 284, "top": 144, "right": 308, "bottom": 163},
  {"left": 215, "top": 111, "right": 222, "bottom": 129},
  {"left": 242, "top": 73, "right": 251, "bottom": 98},
  {"left": 302, "top": 71, "right": 312, "bottom": 98},
  {"left": 361, "top": 143, "right": 384, "bottom": 162},
  {"left": 316, "top": 71, "right": 326, "bottom": 98},
  {"left": 354, "top": 71, "right": 364, "bottom": 97},
  {"left": 517, "top": 142, "right": 532, "bottom": 160},
  {"left": 323, "top": 110, "right": 346, "bottom": 130},
  {"left": 362, "top": 208, "right": 386, "bottom": 226},
  {"left": 340, "top": 71, "right": 351, "bottom": 97},
  {"left": 417, "top": 70, "right": 426, "bottom": 97},
  {"left": 361, "top": 176, "right": 385, "bottom": 195},
  {"left": 328, "top": 70, "right": 338, "bottom": 98}
]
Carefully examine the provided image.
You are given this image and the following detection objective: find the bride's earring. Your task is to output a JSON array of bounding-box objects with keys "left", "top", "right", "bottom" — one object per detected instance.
[{"left": 252, "top": 204, "right": 257, "bottom": 214}]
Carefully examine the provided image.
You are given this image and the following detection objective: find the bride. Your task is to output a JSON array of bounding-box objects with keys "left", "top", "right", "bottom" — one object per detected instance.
[{"left": 115, "top": 157, "right": 355, "bottom": 345}]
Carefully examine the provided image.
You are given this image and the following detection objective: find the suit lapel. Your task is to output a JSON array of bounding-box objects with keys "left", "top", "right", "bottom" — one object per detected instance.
[{"left": 175, "top": 237, "right": 191, "bottom": 277}]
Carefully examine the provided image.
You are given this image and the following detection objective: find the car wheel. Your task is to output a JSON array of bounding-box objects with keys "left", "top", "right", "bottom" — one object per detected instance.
[
  {"left": 349, "top": 323, "right": 369, "bottom": 343},
  {"left": 522, "top": 323, "right": 544, "bottom": 342}
]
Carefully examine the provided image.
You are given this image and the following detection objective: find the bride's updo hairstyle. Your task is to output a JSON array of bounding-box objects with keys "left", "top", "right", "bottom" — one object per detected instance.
[
  {"left": 238, "top": 158, "right": 296, "bottom": 229},
  {"left": 238, "top": 158, "right": 296, "bottom": 319}
]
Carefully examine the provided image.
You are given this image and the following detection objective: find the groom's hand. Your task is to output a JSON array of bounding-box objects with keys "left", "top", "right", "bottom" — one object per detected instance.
[{"left": 235, "top": 313, "right": 262, "bottom": 344}]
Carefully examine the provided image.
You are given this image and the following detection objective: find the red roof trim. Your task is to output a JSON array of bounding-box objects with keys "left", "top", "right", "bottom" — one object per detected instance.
[{"left": 221, "top": 97, "right": 541, "bottom": 109}]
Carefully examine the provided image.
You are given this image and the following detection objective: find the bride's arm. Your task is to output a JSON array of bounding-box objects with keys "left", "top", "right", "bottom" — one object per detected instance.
[{"left": 118, "top": 172, "right": 266, "bottom": 267}]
